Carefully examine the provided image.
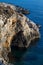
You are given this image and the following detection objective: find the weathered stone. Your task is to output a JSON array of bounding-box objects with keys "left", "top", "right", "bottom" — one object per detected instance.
[{"left": 0, "top": 3, "right": 40, "bottom": 65}]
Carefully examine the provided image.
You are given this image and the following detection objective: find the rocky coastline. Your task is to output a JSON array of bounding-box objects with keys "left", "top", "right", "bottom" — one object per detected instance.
[{"left": 0, "top": 3, "right": 40, "bottom": 65}]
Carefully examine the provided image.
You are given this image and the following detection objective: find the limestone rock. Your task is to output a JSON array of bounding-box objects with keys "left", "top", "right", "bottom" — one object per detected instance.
[{"left": 0, "top": 3, "right": 40, "bottom": 65}]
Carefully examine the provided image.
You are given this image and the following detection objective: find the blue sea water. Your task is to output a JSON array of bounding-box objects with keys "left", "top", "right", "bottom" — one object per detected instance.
[{"left": 0, "top": 0, "right": 43, "bottom": 65}]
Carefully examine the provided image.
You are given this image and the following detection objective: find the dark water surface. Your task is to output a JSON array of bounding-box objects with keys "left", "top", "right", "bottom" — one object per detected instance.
[{"left": 0, "top": 0, "right": 43, "bottom": 65}]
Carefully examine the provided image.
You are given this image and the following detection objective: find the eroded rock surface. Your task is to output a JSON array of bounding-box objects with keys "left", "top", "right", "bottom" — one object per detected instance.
[{"left": 0, "top": 3, "right": 40, "bottom": 65}]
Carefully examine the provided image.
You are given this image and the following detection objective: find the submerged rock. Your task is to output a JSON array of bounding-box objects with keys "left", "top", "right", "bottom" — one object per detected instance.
[
  {"left": 0, "top": 2, "right": 40, "bottom": 65},
  {"left": 15, "top": 5, "right": 30, "bottom": 14}
]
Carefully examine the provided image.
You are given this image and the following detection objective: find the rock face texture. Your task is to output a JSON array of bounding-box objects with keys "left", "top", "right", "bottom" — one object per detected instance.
[{"left": 0, "top": 3, "right": 40, "bottom": 65}]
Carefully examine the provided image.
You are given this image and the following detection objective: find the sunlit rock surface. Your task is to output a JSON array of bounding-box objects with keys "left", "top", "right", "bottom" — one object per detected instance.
[{"left": 0, "top": 3, "right": 40, "bottom": 65}]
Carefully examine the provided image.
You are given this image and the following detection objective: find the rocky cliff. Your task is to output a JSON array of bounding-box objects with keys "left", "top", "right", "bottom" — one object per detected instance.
[{"left": 0, "top": 3, "right": 40, "bottom": 65}]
